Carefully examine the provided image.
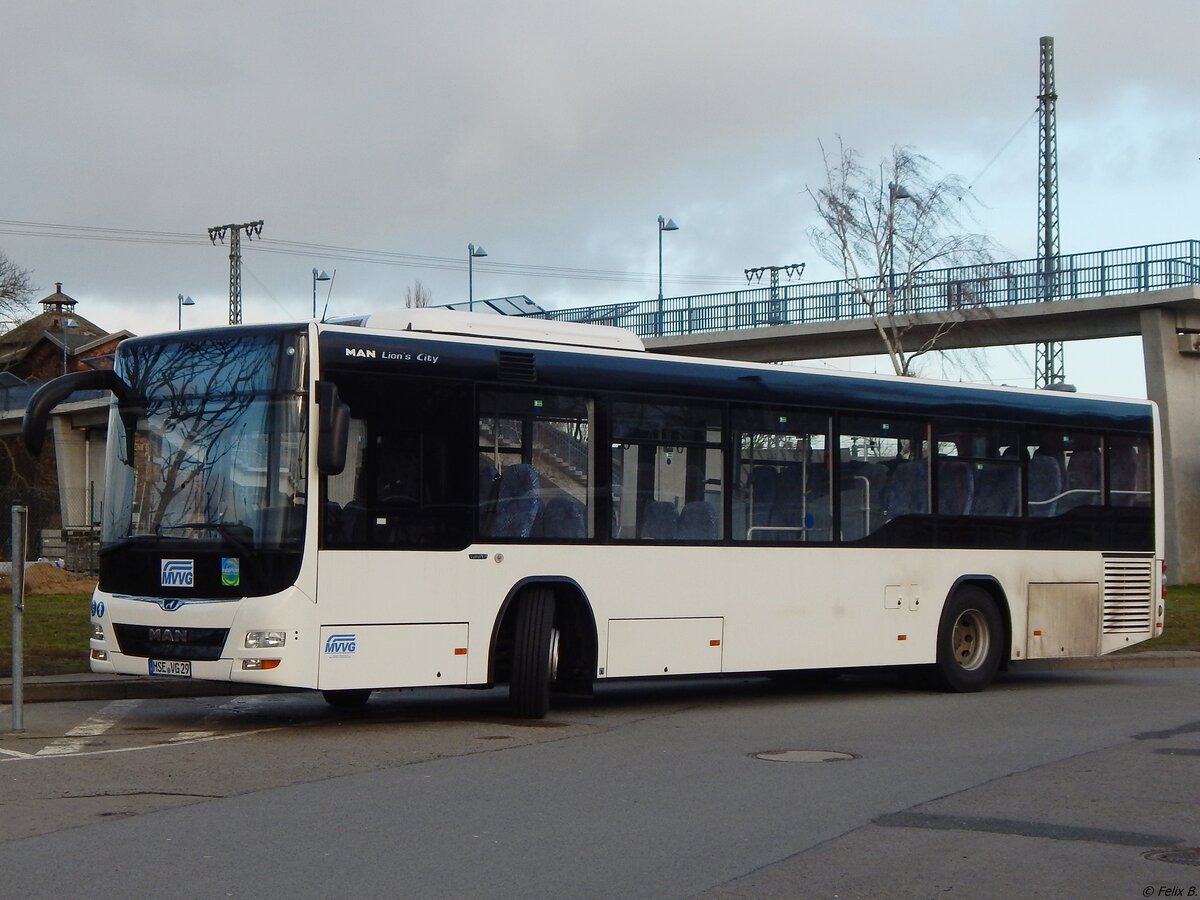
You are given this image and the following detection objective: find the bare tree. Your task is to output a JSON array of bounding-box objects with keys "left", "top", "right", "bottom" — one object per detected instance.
[
  {"left": 0, "top": 249, "right": 36, "bottom": 331},
  {"left": 405, "top": 280, "right": 433, "bottom": 309},
  {"left": 807, "top": 139, "right": 997, "bottom": 377}
]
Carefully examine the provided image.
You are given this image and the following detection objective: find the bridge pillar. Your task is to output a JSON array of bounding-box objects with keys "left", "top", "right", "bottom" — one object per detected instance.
[{"left": 1141, "top": 308, "right": 1200, "bottom": 583}]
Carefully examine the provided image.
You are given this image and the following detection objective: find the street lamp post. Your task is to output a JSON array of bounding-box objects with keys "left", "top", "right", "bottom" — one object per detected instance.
[
  {"left": 657, "top": 215, "right": 679, "bottom": 301},
  {"left": 177, "top": 293, "right": 195, "bottom": 330},
  {"left": 887, "top": 182, "right": 912, "bottom": 294},
  {"left": 312, "top": 268, "right": 331, "bottom": 319},
  {"left": 468, "top": 243, "right": 487, "bottom": 312}
]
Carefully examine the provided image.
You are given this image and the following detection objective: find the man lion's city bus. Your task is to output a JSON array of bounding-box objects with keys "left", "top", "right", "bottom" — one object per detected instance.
[{"left": 23, "top": 310, "right": 1164, "bottom": 716}]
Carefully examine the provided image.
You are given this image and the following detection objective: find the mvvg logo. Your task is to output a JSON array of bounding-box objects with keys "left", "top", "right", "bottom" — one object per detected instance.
[
  {"left": 324, "top": 633, "right": 357, "bottom": 655},
  {"left": 161, "top": 559, "right": 194, "bottom": 588}
]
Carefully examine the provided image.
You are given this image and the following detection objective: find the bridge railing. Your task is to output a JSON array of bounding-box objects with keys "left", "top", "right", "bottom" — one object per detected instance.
[{"left": 523, "top": 240, "right": 1200, "bottom": 338}]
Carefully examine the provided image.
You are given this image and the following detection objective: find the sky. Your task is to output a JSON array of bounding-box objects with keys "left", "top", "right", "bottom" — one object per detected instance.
[{"left": 3, "top": 0, "right": 1197, "bottom": 398}]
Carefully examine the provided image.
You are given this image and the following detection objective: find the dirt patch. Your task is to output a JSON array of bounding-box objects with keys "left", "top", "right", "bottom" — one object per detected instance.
[{"left": 0, "top": 562, "right": 97, "bottom": 596}]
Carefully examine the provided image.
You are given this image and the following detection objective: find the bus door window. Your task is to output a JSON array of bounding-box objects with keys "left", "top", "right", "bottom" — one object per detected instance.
[
  {"left": 478, "top": 392, "right": 592, "bottom": 540},
  {"left": 838, "top": 415, "right": 929, "bottom": 541},
  {"left": 732, "top": 407, "right": 831, "bottom": 542},
  {"left": 611, "top": 400, "right": 723, "bottom": 542},
  {"left": 477, "top": 413, "right": 523, "bottom": 534},
  {"left": 324, "top": 417, "right": 366, "bottom": 544},
  {"left": 934, "top": 421, "right": 1021, "bottom": 518},
  {"left": 320, "top": 374, "right": 473, "bottom": 550}
]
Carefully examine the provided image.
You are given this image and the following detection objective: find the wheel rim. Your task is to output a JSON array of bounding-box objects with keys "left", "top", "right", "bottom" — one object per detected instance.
[
  {"left": 951, "top": 609, "right": 990, "bottom": 671},
  {"left": 547, "top": 627, "right": 561, "bottom": 683}
]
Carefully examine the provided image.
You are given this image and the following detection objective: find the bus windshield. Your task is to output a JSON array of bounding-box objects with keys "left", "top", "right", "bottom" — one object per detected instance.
[{"left": 102, "top": 329, "right": 308, "bottom": 553}]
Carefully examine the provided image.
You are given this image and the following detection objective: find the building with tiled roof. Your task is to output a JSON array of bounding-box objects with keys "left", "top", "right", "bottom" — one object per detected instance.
[
  {"left": 0, "top": 283, "right": 131, "bottom": 380},
  {"left": 0, "top": 284, "right": 132, "bottom": 565}
]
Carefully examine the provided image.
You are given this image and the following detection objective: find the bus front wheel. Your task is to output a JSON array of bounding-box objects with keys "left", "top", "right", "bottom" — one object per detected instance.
[
  {"left": 933, "top": 586, "right": 1002, "bottom": 693},
  {"left": 509, "top": 587, "right": 558, "bottom": 719}
]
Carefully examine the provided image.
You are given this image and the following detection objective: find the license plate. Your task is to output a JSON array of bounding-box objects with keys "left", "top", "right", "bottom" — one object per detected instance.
[{"left": 149, "top": 659, "right": 192, "bottom": 678}]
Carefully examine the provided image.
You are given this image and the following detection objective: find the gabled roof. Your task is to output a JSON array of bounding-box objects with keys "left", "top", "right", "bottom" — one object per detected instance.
[
  {"left": 0, "top": 309, "right": 109, "bottom": 351},
  {"left": 0, "top": 283, "right": 127, "bottom": 376}
]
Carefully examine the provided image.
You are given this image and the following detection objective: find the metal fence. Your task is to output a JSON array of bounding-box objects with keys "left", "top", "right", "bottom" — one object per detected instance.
[
  {"left": 527, "top": 240, "right": 1200, "bottom": 339},
  {"left": 0, "top": 486, "right": 60, "bottom": 563}
]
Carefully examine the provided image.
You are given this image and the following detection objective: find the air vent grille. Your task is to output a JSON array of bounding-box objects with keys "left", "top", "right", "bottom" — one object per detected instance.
[
  {"left": 497, "top": 349, "right": 536, "bottom": 382},
  {"left": 1102, "top": 557, "right": 1154, "bottom": 633}
]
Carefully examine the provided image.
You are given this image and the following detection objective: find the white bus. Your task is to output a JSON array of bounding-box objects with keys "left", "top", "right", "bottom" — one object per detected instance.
[{"left": 24, "top": 310, "right": 1164, "bottom": 716}]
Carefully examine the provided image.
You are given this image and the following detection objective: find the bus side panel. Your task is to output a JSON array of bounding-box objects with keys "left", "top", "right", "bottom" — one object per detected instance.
[
  {"left": 317, "top": 622, "right": 469, "bottom": 690},
  {"left": 605, "top": 617, "right": 723, "bottom": 677},
  {"left": 1025, "top": 582, "right": 1100, "bottom": 658}
]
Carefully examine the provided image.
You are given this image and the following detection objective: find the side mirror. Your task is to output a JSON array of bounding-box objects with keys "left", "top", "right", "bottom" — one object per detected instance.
[
  {"left": 23, "top": 369, "right": 131, "bottom": 456},
  {"left": 316, "top": 381, "right": 350, "bottom": 476}
]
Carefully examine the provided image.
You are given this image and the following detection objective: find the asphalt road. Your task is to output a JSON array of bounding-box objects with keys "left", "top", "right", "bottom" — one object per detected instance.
[{"left": 2, "top": 668, "right": 1199, "bottom": 899}]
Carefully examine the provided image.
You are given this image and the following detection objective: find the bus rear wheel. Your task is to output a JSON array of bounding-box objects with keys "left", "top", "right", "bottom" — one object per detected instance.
[
  {"left": 933, "top": 586, "right": 1002, "bottom": 693},
  {"left": 509, "top": 587, "right": 558, "bottom": 719}
]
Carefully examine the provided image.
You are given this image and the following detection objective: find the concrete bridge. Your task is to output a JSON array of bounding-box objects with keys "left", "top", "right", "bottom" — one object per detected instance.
[{"left": 531, "top": 240, "right": 1200, "bottom": 581}]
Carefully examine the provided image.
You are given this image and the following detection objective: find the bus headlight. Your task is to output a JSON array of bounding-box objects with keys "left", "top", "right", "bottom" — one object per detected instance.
[
  {"left": 91, "top": 623, "right": 105, "bottom": 641},
  {"left": 244, "top": 630, "right": 286, "bottom": 649}
]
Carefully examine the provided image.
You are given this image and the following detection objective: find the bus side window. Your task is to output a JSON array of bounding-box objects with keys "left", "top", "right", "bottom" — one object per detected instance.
[
  {"left": 1109, "top": 434, "right": 1151, "bottom": 507},
  {"left": 934, "top": 421, "right": 1021, "bottom": 518},
  {"left": 1026, "top": 428, "right": 1104, "bottom": 517},
  {"left": 732, "top": 407, "right": 830, "bottom": 543},
  {"left": 838, "top": 415, "right": 928, "bottom": 540},
  {"left": 611, "top": 399, "right": 723, "bottom": 542}
]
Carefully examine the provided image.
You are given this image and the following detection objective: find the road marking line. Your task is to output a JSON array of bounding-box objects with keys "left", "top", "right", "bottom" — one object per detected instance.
[
  {"left": 170, "top": 731, "right": 215, "bottom": 742},
  {"left": 0, "top": 747, "right": 35, "bottom": 759},
  {"left": 1, "top": 725, "right": 283, "bottom": 762},
  {"left": 35, "top": 699, "right": 143, "bottom": 757}
]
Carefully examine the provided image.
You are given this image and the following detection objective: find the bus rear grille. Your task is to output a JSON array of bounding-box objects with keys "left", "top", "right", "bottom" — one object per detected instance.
[
  {"left": 1102, "top": 557, "right": 1154, "bottom": 633},
  {"left": 112, "top": 624, "right": 230, "bottom": 661},
  {"left": 497, "top": 350, "right": 536, "bottom": 382}
]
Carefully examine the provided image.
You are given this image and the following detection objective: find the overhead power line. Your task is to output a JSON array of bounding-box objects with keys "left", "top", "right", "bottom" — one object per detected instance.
[{"left": 0, "top": 218, "right": 747, "bottom": 290}]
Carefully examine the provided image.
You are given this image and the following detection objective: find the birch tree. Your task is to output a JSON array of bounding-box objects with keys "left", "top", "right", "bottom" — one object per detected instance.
[{"left": 807, "top": 139, "right": 997, "bottom": 376}]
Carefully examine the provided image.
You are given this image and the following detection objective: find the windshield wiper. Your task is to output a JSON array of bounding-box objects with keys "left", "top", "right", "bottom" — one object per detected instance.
[
  {"left": 104, "top": 533, "right": 176, "bottom": 551},
  {"left": 156, "top": 522, "right": 254, "bottom": 554}
]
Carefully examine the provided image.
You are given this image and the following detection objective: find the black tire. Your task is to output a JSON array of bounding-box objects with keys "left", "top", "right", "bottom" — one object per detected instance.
[
  {"left": 509, "top": 587, "right": 557, "bottom": 719},
  {"left": 322, "top": 688, "right": 373, "bottom": 709},
  {"left": 932, "top": 586, "right": 1003, "bottom": 693}
]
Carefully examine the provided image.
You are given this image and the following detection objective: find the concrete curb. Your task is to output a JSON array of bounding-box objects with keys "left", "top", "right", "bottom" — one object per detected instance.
[
  {"left": 1, "top": 674, "right": 295, "bottom": 704},
  {"left": 1012, "top": 650, "right": 1200, "bottom": 672},
  {"left": 4, "top": 651, "right": 1198, "bottom": 704}
]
